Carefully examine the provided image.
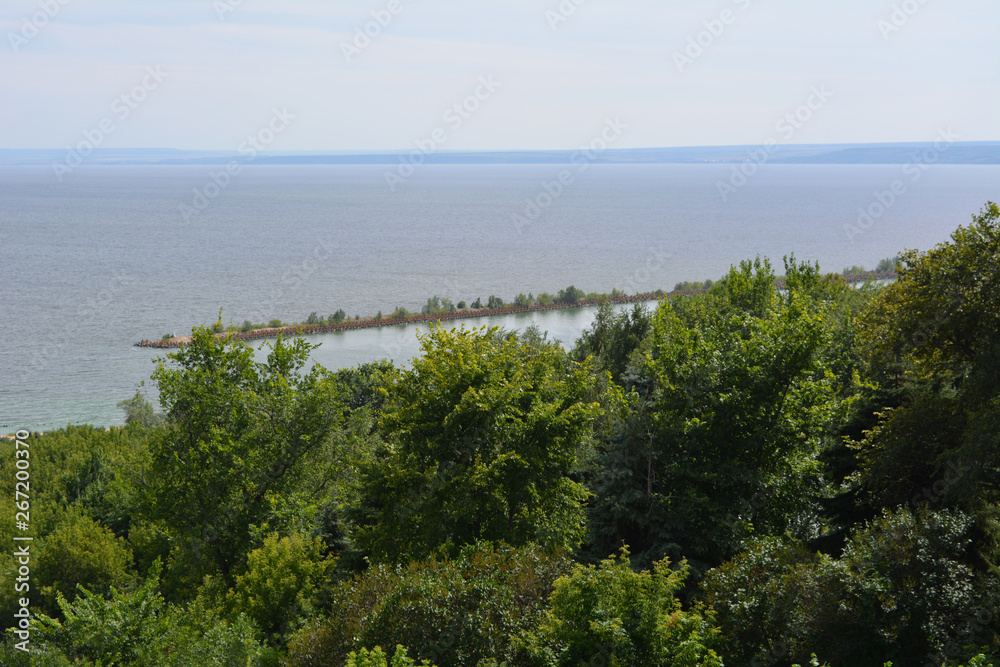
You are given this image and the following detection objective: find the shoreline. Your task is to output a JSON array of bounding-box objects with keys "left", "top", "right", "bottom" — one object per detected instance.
[
  {"left": 134, "top": 271, "right": 897, "bottom": 349},
  {"left": 135, "top": 292, "right": 667, "bottom": 349}
]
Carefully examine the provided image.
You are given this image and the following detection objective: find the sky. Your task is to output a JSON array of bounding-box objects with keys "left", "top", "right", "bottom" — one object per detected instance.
[{"left": 1, "top": 0, "right": 998, "bottom": 151}]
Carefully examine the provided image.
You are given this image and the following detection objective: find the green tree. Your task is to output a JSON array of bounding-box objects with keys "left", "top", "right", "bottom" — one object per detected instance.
[
  {"left": 346, "top": 646, "right": 435, "bottom": 667},
  {"left": 286, "top": 543, "right": 570, "bottom": 667},
  {"left": 150, "top": 328, "right": 346, "bottom": 579},
  {"left": 227, "top": 533, "right": 336, "bottom": 644},
  {"left": 587, "top": 258, "right": 842, "bottom": 571},
  {"left": 34, "top": 513, "right": 135, "bottom": 616},
  {"left": 486, "top": 295, "right": 504, "bottom": 309},
  {"left": 354, "top": 325, "right": 600, "bottom": 562},
  {"left": 555, "top": 286, "right": 585, "bottom": 304},
  {"left": 856, "top": 203, "right": 1000, "bottom": 536},
  {"left": 117, "top": 390, "right": 164, "bottom": 429},
  {"left": 572, "top": 301, "right": 651, "bottom": 385},
  {"left": 520, "top": 549, "right": 723, "bottom": 667}
]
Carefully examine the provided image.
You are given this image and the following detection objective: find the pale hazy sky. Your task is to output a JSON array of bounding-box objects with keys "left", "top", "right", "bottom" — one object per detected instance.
[{"left": 1, "top": 0, "right": 998, "bottom": 151}]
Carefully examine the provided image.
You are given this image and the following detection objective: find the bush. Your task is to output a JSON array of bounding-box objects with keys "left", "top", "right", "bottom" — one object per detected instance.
[
  {"left": 514, "top": 293, "right": 534, "bottom": 308},
  {"left": 268, "top": 319, "right": 283, "bottom": 328},
  {"left": 555, "top": 286, "right": 585, "bottom": 304},
  {"left": 457, "top": 301, "right": 466, "bottom": 309},
  {"left": 307, "top": 312, "right": 320, "bottom": 325},
  {"left": 703, "top": 509, "right": 999, "bottom": 667},
  {"left": 520, "top": 549, "right": 723, "bottom": 667},
  {"left": 486, "top": 295, "right": 504, "bottom": 309},
  {"left": 32, "top": 560, "right": 275, "bottom": 667},
  {"left": 285, "top": 543, "right": 572, "bottom": 667},
  {"left": 226, "top": 533, "right": 336, "bottom": 644},
  {"left": 391, "top": 307, "right": 410, "bottom": 319},
  {"left": 346, "top": 646, "right": 435, "bottom": 667},
  {"left": 471, "top": 298, "right": 482, "bottom": 309},
  {"left": 34, "top": 513, "right": 135, "bottom": 616}
]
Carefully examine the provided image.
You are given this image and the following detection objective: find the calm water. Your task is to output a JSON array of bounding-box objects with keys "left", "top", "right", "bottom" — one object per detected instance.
[{"left": 1, "top": 163, "right": 997, "bottom": 432}]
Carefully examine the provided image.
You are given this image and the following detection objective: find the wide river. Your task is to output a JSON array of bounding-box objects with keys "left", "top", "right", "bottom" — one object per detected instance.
[{"left": 1, "top": 163, "right": 997, "bottom": 431}]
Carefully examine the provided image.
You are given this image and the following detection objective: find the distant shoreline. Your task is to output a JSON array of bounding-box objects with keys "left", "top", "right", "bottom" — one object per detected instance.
[{"left": 135, "top": 270, "right": 896, "bottom": 349}]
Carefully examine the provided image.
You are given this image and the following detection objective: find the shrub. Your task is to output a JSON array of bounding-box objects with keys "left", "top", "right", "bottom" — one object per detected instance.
[
  {"left": 307, "top": 312, "right": 320, "bottom": 325},
  {"left": 457, "top": 301, "right": 466, "bottom": 309},
  {"left": 345, "top": 646, "right": 435, "bottom": 667},
  {"left": 34, "top": 513, "right": 135, "bottom": 616},
  {"left": 285, "top": 543, "right": 572, "bottom": 667},
  {"left": 703, "top": 509, "right": 999, "bottom": 667},
  {"left": 486, "top": 295, "right": 504, "bottom": 309},
  {"left": 268, "top": 319, "right": 283, "bottom": 328},
  {"left": 391, "top": 307, "right": 410, "bottom": 319},
  {"left": 520, "top": 549, "right": 723, "bottom": 667},
  {"left": 471, "top": 298, "right": 482, "bottom": 309},
  {"left": 555, "top": 286, "right": 584, "bottom": 304},
  {"left": 227, "top": 533, "right": 336, "bottom": 644}
]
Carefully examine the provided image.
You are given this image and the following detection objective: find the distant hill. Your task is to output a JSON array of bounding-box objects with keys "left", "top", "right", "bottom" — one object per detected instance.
[{"left": 2, "top": 142, "right": 998, "bottom": 166}]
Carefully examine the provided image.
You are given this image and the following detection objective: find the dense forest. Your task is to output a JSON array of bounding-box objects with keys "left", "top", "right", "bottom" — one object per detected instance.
[{"left": 3, "top": 203, "right": 998, "bottom": 667}]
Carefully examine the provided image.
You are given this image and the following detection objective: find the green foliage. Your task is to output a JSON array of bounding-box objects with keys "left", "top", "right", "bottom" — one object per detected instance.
[
  {"left": 268, "top": 319, "right": 284, "bottom": 328},
  {"left": 227, "top": 533, "right": 336, "bottom": 643},
  {"left": 117, "top": 391, "right": 164, "bottom": 429},
  {"left": 672, "top": 279, "right": 713, "bottom": 292},
  {"left": 520, "top": 549, "right": 723, "bottom": 667},
  {"left": 32, "top": 560, "right": 275, "bottom": 666},
  {"left": 875, "top": 256, "right": 900, "bottom": 272},
  {"left": 514, "top": 293, "right": 534, "bottom": 308},
  {"left": 587, "top": 257, "right": 841, "bottom": 571},
  {"left": 703, "top": 508, "right": 998, "bottom": 666},
  {"left": 346, "top": 646, "right": 435, "bottom": 667},
  {"left": 487, "top": 295, "right": 504, "bottom": 309},
  {"left": 555, "top": 285, "right": 585, "bottom": 304},
  {"left": 286, "top": 542, "right": 571, "bottom": 667},
  {"left": 421, "top": 296, "right": 455, "bottom": 316},
  {"left": 391, "top": 307, "right": 410, "bottom": 319},
  {"left": 856, "top": 203, "right": 1000, "bottom": 549},
  {"left": 354, "top": 325, "right": 599, "bottom": 562},
  {"left": 572, "top": 301, "right": 651, "bottom": 385},
  {"left": 34, "top": 512, "right": 135, "bottom": 616},
  {"left": 307, "top": 312, "right": 320, "bottom": 325},
  {"left": 457, "top": 301, "right": 466, "bottom": 309},
  {"left": 150, "top": 328, "right": 346, "bottom": 579},
  {"left": 331, "top": 309, "right": 347, "bottom": 324},
  {"left": 471, "top": 297, "right": 483, "bottom": 309},
  {"left": 536, "top": 293, "right": 553, "bottom": 306}
]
